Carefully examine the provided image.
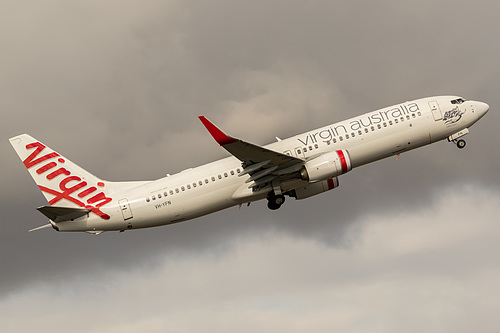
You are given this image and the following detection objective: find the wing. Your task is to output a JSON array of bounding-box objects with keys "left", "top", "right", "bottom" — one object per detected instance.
[{"left": 199, "top": 116, "right": 304, "bottom": 188}]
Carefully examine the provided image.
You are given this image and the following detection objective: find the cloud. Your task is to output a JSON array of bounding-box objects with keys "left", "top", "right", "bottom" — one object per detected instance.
[{"left": 1, "top": 185, "right": 499, "bottom": 333}]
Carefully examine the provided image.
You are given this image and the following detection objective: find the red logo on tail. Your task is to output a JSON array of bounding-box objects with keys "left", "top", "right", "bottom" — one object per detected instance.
[{"left": 23, "top": 142, "right": 112, "bottom": 220}]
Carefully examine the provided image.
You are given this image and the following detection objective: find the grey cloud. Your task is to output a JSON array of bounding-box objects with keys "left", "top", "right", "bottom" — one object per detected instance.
[{"left": 1, "top": 186, "right": 499, "bottom": 333}]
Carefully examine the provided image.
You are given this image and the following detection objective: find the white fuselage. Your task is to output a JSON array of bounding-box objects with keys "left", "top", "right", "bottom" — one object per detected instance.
[{"left": 54, "top": 96, "right": 488, "bottom": 232}]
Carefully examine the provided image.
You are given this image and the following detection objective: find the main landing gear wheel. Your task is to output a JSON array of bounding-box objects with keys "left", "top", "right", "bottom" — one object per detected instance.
[
  {"left": 267, "top": 194, "right": 285, "bottom": 210},
  {"left": 267, "top": 201, "right": 281, "bottom": 210},
  {"left": 456, "top": 139, "right": 466, "bottom": 149}
]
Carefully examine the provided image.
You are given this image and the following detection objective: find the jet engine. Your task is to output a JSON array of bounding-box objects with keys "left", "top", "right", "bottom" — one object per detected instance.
[
  {"left": 299, "top": 149, "right": 352, "bottom": 183},
  {"left": 290, "top": 177, "right": 339, "bottom": 200}
]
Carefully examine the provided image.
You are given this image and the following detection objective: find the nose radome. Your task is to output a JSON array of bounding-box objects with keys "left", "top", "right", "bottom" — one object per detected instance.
[{"left": 475, "top": 101, "right": 489, "bottom": 118}]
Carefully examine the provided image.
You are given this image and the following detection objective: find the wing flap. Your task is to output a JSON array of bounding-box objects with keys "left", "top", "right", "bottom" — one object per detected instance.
[
  {"left": 245, "top": 165, "right": 278, "bottom": 183},
  {"left": 239, "top": 160, "right": 271, "bottom": 176}
]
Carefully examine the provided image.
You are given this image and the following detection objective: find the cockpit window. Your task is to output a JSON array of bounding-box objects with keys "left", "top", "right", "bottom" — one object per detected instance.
[{"left": 451, "top": 98, "right": 467, "bottom": 105}]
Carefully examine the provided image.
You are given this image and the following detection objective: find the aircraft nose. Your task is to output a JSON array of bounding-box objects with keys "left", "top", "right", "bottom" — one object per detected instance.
[{"left": 475, "top": 101, "right": 489, "bottom": 118}]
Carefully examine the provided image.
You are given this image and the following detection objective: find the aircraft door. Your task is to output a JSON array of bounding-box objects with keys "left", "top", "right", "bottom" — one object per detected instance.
[
  {"left": 429, "top": 101, "right": 442, "bottom": 121},
  {"left": 118, "top": 198, "right": 133, "bottom": 221}
]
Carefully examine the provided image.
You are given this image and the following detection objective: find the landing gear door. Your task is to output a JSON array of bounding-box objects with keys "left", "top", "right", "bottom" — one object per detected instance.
[
  {"left": 429, "top": 101, "right": 442, "bottom": 121},
  {"left": 118, "top": 199, "right": 133, "bottom": 221}
]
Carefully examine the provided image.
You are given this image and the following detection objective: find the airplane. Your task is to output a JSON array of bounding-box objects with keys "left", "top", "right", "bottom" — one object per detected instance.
[{"left": 9, "top": 96, "right": 489, "bottom": 234}]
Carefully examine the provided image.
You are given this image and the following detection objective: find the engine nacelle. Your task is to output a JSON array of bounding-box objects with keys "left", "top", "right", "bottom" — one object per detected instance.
[
  {"left": 300, "top": 150, "right": 352, "bottom": 183},
  {"left": 291, "top": 177, "right": 339, "bottom": 200}
]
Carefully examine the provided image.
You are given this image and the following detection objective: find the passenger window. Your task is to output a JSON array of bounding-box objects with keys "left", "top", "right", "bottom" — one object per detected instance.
[
  {"left": 193, "top": 182, "right": 196, "bottom": 188},
  {"left": 333, "top": 138, "right": 337, "bottom": 143},
  {"left": 418, "top": 112, "right": 421, "bottom": 116},
  {"left": 389, "top": 121, "right": 393, "bottom": 125},
  {"left": 181, "top": 186, "right": 185, "bottom": 191},
  {"left": 218, "top": 174, "right": 222, "bottom": 180},
  {"left": 187, "top": 184, "right": 191, "bottom": 190},
  {"left": 351, "top": 133, "right": 355, "bottom": 137},
  {"left": 199, "top": 181, "right": 203, "bottom": 186},
  {"left": 358, "top": 130, "right": 362, "bottom": 135},
  {"left": 383, "top": 123, "right": 387, "bottom": 127},
  {"left": 237, "top": 168, "right": 241, "bottom": 173},
  {"left": 146, "top": 197, "right": 150, "bottom": 202},
  {"left": 345, "top": 134, "right": 349, "bottom": 139},
  {"left": 205, "top": 179, "right": 209, "bottom": 184},
  {"left": 224, "top": 172, "right": 228, "bottom": 178},
  {"left": 158, "top": 193, "right": 162, "bottom": 198},
  {"left": 314, "top": 144, "right": 318, "bottom": 149},
  {"left": 164, "top": 192, "right": 168, "bottom": 197},
  {"left": 169, "top": 190, "right": 174, "bottom": 195},
  {"left": 230, "top": 170, "right": 234, "bottom": 176},
  {"left": 371, "top": 126, "right": 375, "bottom": 131},
  {"left": 395, "top": 119, "right": 399, "bottom": 124},
  {"left": 152, "top": 195, "right": 156, "bottom": 200},
  {"left": 364, "top": 128, "right": 368, "bottom": 133},
  {"left": 211, "top": 176, "right": 216, "bottom": 182},
  {"left": 303, "top": 148, "right": 307, "bottom": 153},
  {"left": 400, "top": 117, "right": 404, "bottom": 122},
  {"left": 412, "top": 113, "right": 416, "bottom": 118},
  {"left": 377, "top": 124, "right": 381, "bottom": 129},
  {"left": 406, "top": 115, "right": 410, "bottom": 120},
  {"left": 340, "top": 136, "right": 343, "bottom": 141},
  {"left": 175, "top": 188, "right": 179, "bottom": 193}
]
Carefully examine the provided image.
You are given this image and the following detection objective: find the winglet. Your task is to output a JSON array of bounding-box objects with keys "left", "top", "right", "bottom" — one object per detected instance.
[{"left": 198, "top": 116, "right": 238, "bottom": 146}]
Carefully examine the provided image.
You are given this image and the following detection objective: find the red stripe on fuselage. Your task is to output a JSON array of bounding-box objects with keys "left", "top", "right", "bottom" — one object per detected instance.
[{"left": 327, "top": 178, "right": 335, "bottom": 189}]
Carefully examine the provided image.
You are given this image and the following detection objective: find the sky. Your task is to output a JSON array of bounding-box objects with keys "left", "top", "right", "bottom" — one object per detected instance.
[{"left": 1, "top": 0, "right": 499, "bottom": 332}]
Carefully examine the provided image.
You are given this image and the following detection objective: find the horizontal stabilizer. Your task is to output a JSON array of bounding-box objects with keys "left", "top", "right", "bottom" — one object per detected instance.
[
  {"left": 37, "top": 205, "right": 91, "bottom": 222},
  {"left": 28, "top": 224, "right": 52, "bottom": 232}
]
